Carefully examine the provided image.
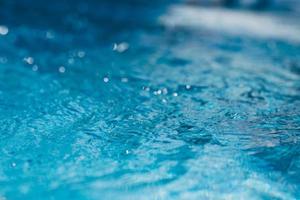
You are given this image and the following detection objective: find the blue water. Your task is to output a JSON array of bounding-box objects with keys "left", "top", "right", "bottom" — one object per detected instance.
[{"left": 0, "top": 0, "right": 300, "bottom": 199}]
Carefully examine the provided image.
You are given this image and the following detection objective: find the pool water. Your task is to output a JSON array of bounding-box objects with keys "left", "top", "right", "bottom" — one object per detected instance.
[{"left": 0, "top": 0, "right": 300, "bottom": 199}]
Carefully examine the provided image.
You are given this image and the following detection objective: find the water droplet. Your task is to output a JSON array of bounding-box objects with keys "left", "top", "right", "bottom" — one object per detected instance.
[
  {"left": 11, "top": 162, "right": 16, "bottom": 167},
  {"left": 32, "top": 65, "right": 38, "bottom": 71},
  {"left": 154, "top": 90, "right": 162, "bottom": 95},
  {"left": 121, "top": 77, "right": 128, "bottom": 83},
  {"left": 186, "top": 85, "right": 191, "bottom": 90},
  {"left": 77, "top": 51, "right": 85, "bottom": 58},
  {"left": 162, "top": 88, "right": 168, "bottom": 94},
  {"left": 113, "top": 42, "right": 129, "bottom": 53},
  {"left": 0, "top": 25, "right": 9, "bottom": 35},
  {"left": 125, "top": 150, "right": 130, "bottom": 154},
  {"left": 46, "top": 31, "right": 54, "bottom": 39},
  {"left": 143, "top": 86, "right": 150, "bottom": 92},
  {"left": 103, "top": 77, "right": 109, "bottom": 83},
  {"left": 173, "top": 92, "right": 178, "bottom": 97},
  {"left": 58, "top": 66, "right": 66, "bottom": 73},
  {"left": 24, "top": 57, "right": 34, "bottom": 65}
]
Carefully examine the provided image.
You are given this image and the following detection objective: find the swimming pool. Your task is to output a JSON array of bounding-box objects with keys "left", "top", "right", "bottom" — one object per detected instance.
[{"left": 0, "top": 0, "right": 300, "bottom": 199}]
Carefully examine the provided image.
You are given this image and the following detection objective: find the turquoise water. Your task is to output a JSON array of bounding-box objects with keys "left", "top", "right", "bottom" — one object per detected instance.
[{"left": 0, "top": 0, "right": 300, "bottom": 199}]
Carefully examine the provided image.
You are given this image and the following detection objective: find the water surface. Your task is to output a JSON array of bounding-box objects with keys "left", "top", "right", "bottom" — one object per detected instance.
[{"left": 0, "top": 0, "right": 300, "bottom": 199}]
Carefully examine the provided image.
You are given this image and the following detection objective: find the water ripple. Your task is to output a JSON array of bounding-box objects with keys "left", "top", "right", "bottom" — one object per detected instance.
[{"left": 0, "top": 0, "right": 300, "bottom": 199}]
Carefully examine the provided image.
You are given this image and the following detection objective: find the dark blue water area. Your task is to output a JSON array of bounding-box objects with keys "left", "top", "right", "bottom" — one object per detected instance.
[{"left": 0, "top": 0, "right": 300, "bottom": 199}]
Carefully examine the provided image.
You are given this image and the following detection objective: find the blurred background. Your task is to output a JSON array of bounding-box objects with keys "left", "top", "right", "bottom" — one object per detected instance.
[{"left": 187, "top": 0, "right": 300, "bottom": 10}]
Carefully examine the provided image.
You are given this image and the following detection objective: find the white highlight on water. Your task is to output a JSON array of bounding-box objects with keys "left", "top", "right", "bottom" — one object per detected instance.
[{"left": 160, "top": 5, "right": 300, "bottom": 43}]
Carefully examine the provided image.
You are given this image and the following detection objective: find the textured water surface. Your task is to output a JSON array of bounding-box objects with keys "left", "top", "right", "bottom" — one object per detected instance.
[{"left": 0, "top": 0, "right": 300, "bottom": 199}]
